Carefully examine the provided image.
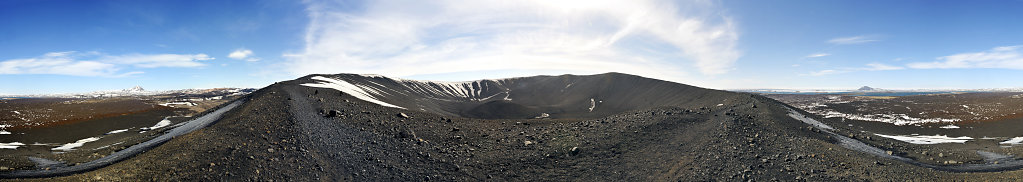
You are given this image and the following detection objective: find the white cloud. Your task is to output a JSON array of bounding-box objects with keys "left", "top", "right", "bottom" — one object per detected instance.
[
  {"left": 806, "top": 53, "right": 830, "bottom": 58},
  {"left": 864, "top": 63, "right": 904, "bottom": 71},
  {"left": 804, "top": 45, "right": 1023, "bottom": 77},
  {"left": 284, "top": 0, "right": 741, "bottom": 82},
  {"left": 803, "top": 62, "right": 902, "bottom": 76},
  {"left": 103, "top": 53, "right": 212, "bottom": 68},
  {"left": 828, "top": 35, "right": 878, "bottom": 45},
  {"left": 907, "top": 45, "right": 1023, "bottom": 69},
  {"left": 228, "top": 49, "right": 259, "bottom": 61},
  {"left": 0, "top": 51, "right": 211, "bottom": 77},
  {"left": 807, "top": 69, "right": 844, "bottom": 76}
]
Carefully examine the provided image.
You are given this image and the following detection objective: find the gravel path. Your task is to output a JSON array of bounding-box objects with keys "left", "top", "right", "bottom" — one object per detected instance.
[{"left": 283, "top": 85, "right": 471, "bottom": 181}]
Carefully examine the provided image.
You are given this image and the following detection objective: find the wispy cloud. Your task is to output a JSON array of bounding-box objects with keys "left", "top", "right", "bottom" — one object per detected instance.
[
  {"left": 284, "top": 0, "right": 741, "bottom": 81},
  {"left": 803, "top": 63, "right": 902, "bottom": 76},
  {"left": 807, "top": 69, "right": 844, "bottom": 76},
  {"left": 806, "top": 53, "right": 830, "bottom": 58},
  {"left": 864, "top": 63, "right": 904, "bottom": 71},
  {"left": 828, "top": 35, "right": 879, "bottom": 45},
  {"left": 228, "top": 49, "right": 259, "bottom": 62},
  {"left": 0, "top": 51, "right": 212, "bottom": 77},
  {"left": 907, "top": 45, "right": 1023, "bottom": 69}
]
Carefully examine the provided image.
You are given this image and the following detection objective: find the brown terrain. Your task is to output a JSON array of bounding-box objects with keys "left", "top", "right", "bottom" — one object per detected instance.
[{"left": 0, "top": 89, "right": 249, "bottom": 173}]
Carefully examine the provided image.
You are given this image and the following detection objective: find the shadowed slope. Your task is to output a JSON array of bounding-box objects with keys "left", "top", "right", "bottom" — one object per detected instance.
[{"left": 300, "top": 73, "right": 734, "bottom": 119}]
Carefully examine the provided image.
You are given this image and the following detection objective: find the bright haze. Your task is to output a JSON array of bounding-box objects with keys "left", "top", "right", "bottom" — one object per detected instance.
[{"left": 1, "top": 0, "right": 1022, "bottom": 94}]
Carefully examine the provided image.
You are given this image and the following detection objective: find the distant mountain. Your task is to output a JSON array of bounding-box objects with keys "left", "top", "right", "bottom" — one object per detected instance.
[
  {"left": 123, "top": 86, "right": 146, "bottom": 93},
  {"left": 857, "top": 86, "right": 879, "bottom": 91}
]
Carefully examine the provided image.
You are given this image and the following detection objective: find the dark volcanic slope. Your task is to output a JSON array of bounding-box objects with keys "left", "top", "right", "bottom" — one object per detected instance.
[
  {"left": 301, "top": 73, "right": 732, "bottom": 119},
  {"left": 21, "top": 73, "right": 1023, "bottom": 181}
]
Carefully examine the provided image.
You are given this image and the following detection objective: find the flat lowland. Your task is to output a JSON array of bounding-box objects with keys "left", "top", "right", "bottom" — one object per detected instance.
[{"left": 0, "top": 90, "right": 247, "bottom": 172}]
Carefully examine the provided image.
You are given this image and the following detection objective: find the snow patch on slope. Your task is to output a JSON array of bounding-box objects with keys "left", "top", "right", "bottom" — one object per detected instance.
[
  {"left": 0, "top": 124, "right": 11, "bottom": 135},
  {"left": 52, "top": 137, "right": 101, "bottom": 151},
  {"left": 302, "top": 76, "right": 404, "bottom": 109},
  {"left": 105, "top": 128, "right": 130, "bottom": 134},
  {"left": 874, "top": 134, "right": 972, "bottom": 144},
  {"left": 939, "top": 125, "right": 960, "bottom": 129},
  {"left": 1000, "top": 137, "right": 1023, "bottom": 145},
  {"left": 588, "top": 98, "right": 596, "bottom": 112},
  {"left": 0, "top": 142, "right": 25, "bottom": 149},
  {"left": 143, "top": 118, "right": 172, "bottom": 130},
  {"left": 302, "top": 75, "right": 514, "bottom": 109}
]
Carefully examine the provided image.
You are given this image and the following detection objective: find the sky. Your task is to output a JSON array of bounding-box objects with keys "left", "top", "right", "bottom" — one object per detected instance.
[{"left": 2, "top": 0, "right": 1023, "bottom": 94}]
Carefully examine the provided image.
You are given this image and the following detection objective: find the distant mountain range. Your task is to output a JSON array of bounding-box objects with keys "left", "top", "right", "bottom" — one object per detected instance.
[
  {"left": 0, "top": 86, "right": 255, "bottom": 98},
  {"left": 733, "top": 86, "right": 1023, "bottom": 94}
]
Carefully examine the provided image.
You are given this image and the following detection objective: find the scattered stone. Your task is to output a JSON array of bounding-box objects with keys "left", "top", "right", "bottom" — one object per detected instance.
[
  {"left": 570, "top": 147, "right": 580, "bottom": 155},
  {"left": 398, "top": 113, "right": 410, "bottom": 118},
  {"left": 524, "top": 141, "right": 534, "bottom": 146},
  {"left": 886, "top": 151, "right": 893, "bottom": 155},
  {"left": 397, "top": 130, "right": 415, "bottom": 138},
  {"left": 267, "top": 148, "right": 275, "bottom": 153},
  {"left": 325, "top": 110, "right": 342, "bottom": 117}
]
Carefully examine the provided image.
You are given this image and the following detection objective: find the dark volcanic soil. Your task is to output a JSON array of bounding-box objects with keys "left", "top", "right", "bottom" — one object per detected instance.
[{"left": 10, "top": 73, "right": 1023, "bottom": 181}]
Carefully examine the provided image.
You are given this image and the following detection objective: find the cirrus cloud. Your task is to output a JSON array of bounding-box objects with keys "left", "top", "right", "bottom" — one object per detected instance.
[
  {"left": 828, "top": 35, "right": 879, "bottom": 45},
  {"left": 806, "top": 53, "right": 830, "bottom": 58},
  {"left": 284, "top": 0, "right": 741, "bottom": 82},
  {"left": 907, "top": 46, "right": 1023, "bottom": 69},
  {"left": 0, "top": 51, "right": 213, "bottom": 77},
  {"left": 803, "top": 63, "right": 903, "bottom": 76}
]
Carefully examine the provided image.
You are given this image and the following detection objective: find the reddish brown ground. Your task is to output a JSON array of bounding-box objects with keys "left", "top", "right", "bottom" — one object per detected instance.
[{"left": 0, "top": 98, "right": 165, "bottom": 129}]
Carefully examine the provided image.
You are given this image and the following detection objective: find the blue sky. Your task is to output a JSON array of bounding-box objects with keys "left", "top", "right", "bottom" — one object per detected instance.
[{"left": 2, "top": 0, "right": 1023, "bottom": 94}]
